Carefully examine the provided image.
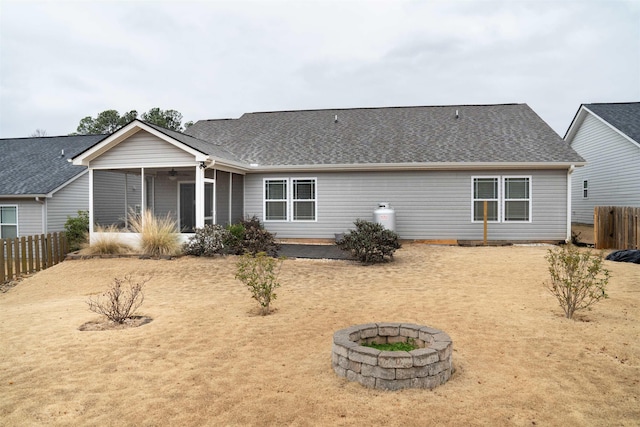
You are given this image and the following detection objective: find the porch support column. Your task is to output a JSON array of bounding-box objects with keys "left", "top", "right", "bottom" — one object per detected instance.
[
  {"left": 89, "top": 168, "right": 94, "bottom": 242},
  {"left": 195, "top": 164, "right": 205, "bottom": 229}
]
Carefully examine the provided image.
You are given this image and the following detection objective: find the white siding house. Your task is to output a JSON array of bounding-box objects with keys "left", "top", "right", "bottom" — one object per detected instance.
[{"left": 565, "top": 103, "right": 640, "bottom": 224}]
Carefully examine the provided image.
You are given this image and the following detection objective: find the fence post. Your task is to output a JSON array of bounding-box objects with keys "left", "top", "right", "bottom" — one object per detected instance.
[
  {"left": 45, "top": 233, "right": 53, "bottom": 269},
  {"left": 27, "top": 235, "right": 34, "bottom": 273},
  {"left": 0, "top": 239, "right": 5, "bottom": 283},
  {"left": 7, "top": 239, "right": 14, "bottom": 280},
  {"left": 21, "top": 236, "right": 27, "bottom": 274},
  {"left": 13, "top": 238, "right": 20, "bottom": 278}
]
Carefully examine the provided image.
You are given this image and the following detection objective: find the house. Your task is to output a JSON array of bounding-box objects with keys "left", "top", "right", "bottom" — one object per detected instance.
[
  {"left": 564, "top": 102, "right": 640, "bottom": 224},
  {"left": 72, "top": 104, "right": 585, "bottom": 245},
  {"left": 0, "top": 134, "right": 105, "bottom": 238}
]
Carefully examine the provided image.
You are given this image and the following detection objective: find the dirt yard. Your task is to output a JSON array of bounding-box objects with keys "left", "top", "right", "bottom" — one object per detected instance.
[{"left": 1, "top": 244, "right": 638, "bottom": 426}]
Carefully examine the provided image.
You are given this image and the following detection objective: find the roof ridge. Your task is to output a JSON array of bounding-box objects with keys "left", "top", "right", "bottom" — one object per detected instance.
[
  {"left": 243, "top": 103, "right": 525, "bottom": 116},
  {"left": 0, "top": 133, "right": 105, "bottom": 141}
]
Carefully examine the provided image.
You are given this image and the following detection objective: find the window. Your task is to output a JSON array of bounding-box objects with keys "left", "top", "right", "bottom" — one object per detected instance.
[
  {"left": 264, "top": 178, "right": 317, "bottom": 222},
  {"left": 503, "top": 177, "right": 530, "bottom": 222},
  {"left": 473, "top": 178, "right": 499, "bottom": 221},
  {"left": 265, "top": 179, "right": 288, "bottom": 221},
  {"left": 472, "top": 176, "right": 531, "bottom": 223},
  {"left": 292, "top": 179, "right": 316, "bottom": 221},
  {"left": 583, "top": 180, "right": 588, "bottom": 199},
  {"left": 0, "top": 206, "right": 18, "bottom": 238}
]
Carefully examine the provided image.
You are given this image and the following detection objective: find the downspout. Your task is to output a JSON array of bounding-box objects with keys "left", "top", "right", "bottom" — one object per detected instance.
[{"left": 566, "top": 165, "right": 575, "bottom": 243}]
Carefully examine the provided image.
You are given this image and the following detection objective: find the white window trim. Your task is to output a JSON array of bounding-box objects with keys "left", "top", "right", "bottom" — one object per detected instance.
[
  {"left": 471, "top": 176, "right": 500, "bottom": 223},
  {"left": 263, "top": 178, "right": 289, "bottom": 222},
  {"left": 263, "top": 177, "right": 318, "bottom": 222},
  {"left": 471, "top": 176, "right": 532, "bottom": 223},
  {"left": 502, "top": 176, "right": 532, "bottom": 223},
  {"left": 0, "top": 205, "right": 19, "bottom": 238},
  {"left": 291, "top": 177, "right": 318, "bottom": 222},
  {"left": 582, "top": 180, "right": 588, "bottom": 199}
]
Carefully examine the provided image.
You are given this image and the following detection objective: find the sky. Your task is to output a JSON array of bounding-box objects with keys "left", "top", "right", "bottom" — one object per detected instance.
[{"left": 0, "top": 0, "right": 638, "bottom": 139}]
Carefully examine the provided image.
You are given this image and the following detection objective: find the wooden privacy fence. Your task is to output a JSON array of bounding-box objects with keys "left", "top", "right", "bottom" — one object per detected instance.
[
  {"left": 594, "top": 206, "right": 640, "bottom": 250},
  {"left": 1, "top": 232, "right": 68, "bottom": 284}
]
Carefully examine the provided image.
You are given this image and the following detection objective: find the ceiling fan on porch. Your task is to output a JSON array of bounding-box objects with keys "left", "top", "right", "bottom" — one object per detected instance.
[{"left": 168, "top": 168, "right": 178, "bottom": 181}]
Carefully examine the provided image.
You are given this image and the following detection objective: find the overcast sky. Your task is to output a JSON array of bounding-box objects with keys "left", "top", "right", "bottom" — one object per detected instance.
[{"left": 1, "top": 0, "right": 638, "bottom": 139}]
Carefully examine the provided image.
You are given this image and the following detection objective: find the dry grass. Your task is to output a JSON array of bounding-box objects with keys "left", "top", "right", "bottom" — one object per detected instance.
[{"left": 0, "top": 244, "right": 638, "bottom": 426}]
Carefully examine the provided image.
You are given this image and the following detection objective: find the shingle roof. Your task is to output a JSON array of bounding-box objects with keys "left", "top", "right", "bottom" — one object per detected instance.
[
  {"left": 141, "top": 121, "right": 244, "bottom": 163},
  {"left": 584, "top": 102, "right": 640, "bottom": 144},
  {"left": 0, "top": 134, "right": 105, "bottom": 195},
  {"left": 185, "top": 104, "right": 583, "bottom": 166}
]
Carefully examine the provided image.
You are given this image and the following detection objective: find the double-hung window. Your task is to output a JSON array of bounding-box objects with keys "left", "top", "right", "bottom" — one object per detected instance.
[
  {"left": 472, "top": 176, "right": 531, "bottom": 223},
  {"left": 582, "top": 180, "right": 588, "bottom": 199},
  {"left": 503, "top": 177, "right": 530, "bottom": 222},
  {"left": 473, "top": 177, "right": 499, "bottom": 222},
  {"left": 0, "top": 206, "right": 18, "bottom": 238},
  {"left": 264, "top": 178, "right": 317, "bottom": 222}
]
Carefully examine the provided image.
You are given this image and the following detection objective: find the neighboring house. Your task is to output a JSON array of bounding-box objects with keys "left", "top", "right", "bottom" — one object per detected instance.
[
  {"left": 564, "top": 102, "right": 640, "bottom": 224},
  {"left": 0, "top": 134, "right": 104, "bottom": 238},
  {"left": 72, "top": 104, "right": 584, "bottom": 244}
]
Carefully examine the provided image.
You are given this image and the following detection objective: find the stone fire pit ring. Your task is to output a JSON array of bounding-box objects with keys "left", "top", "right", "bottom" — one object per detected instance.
[{"left": 332, "top": 322, "right": 453, "bottom": 391}]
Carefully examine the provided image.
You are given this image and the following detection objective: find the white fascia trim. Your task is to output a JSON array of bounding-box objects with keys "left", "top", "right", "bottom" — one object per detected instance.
[
  {"left": 45, "top": 169, "right": 89, "bottom": 197},
  {"left": 0, "top": 194, "right": 48, "bottom": 198},
  {"left": 564, "top": 106, "right": 588, "bottom": 144},
  {"left": 582, "top": 107, "right": 640, "bottom": 150},
  {"left": 72, "top": 120, "right": 210, "bottom": 165},
  {"left": 246, "top": 162, "right": 586, "bottom": 173}
]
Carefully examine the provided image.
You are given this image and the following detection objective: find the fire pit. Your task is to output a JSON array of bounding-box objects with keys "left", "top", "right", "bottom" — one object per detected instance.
[{"left": 332, "top": 322, "right": 453, "bottom": 390}]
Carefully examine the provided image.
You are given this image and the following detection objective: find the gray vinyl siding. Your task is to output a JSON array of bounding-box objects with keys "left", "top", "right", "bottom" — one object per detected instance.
[
  {"left": 571, "top": 113, "right": 640, "bottom": 224},
  {"left": 47, "top": 173, "right": 89, "bottom": 232},
  {"left": 153, "top": 176, "right": 179, "bottom": 222},
  {"left": 0, "top": 199, "right": 43, "bottom": 237},
  {"left": 90, "top": 130, "right": 196, "bottom": 168},
  {"left": 245, "top": 169, "right": 568, "bottom": 240}
]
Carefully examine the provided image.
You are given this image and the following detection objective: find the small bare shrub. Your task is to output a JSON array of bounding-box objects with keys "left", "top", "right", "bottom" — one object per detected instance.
[
  {"left": 87, "top": 275, "right": 150, "bottom": 323},
  {"left": 128, "top": 210, "right": 181, "bottom": 256},
  {"left": 83, "top": 224, "right": 133, "bottom": 254},
  {"left": 545, "top": 244, "right": 610, "bottom": 319},
  {"left": 235, "top": 252, "right": 284, "bottom": 315}
]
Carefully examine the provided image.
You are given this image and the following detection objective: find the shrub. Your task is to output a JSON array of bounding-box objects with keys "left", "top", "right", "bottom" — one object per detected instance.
[
  {"left": 87, "top": 274, "right": 149, "bottom": 323},
  {"left": 128, "top": 210, "right": 181, "bottom": 257},
  {"left": 545, "top": 244, "right": 611, "bottom": 319},
  {"left": 337, "top": 219, "right": 401, "bottom": 264},
  {"left": 238, "top": 216, "right": 280, "bottom": 256},
  {"left": 235, "top": 252, "right": 285, "bottom": 315},
  {"left": 224, "top": 223, "right": 246, "bottom": 254},
  {"left": 83, "top": 225, "right": 133, "bottom": 254},
  {"left": 64, "top": 210, "right": 89, "bottom": 252},
  {"left": 183, "top": 224, "right": 231, "bottom": 256}
]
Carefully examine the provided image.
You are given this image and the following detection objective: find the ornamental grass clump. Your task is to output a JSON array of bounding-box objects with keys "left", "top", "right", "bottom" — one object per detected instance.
[
  {"left": 128, "top": 210, "right": 181, "bottom": 257},
  {"left": 235, "top": 252, "right": 285, "bottom": 316},
  {"left": 83, "top": 224, "right": 133, "bottom": 255},
  {"left": 545, "top": 244, "right": 610, "bottom": 319}
]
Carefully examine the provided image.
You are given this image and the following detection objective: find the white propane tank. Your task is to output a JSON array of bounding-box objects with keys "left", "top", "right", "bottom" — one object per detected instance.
[{"left": 373, "top": 202, "right": 396, "bottom": 231}]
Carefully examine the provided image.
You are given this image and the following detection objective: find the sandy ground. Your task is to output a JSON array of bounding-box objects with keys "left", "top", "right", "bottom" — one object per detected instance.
[{"left": 1, "top": 244, "right": 638, "bottom": 426}]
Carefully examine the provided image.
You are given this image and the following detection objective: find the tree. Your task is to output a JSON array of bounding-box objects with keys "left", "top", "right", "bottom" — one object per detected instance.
[
  {"left": 141, "top": 108, "right": 185, "bottom": 131},
  {"left": 30, "top": 129, "right": 48, "bottom": 137},
  {"left": 74, "top": 108, "right": 191, "bottom": 134},
  {"left": 75, "top": 109, "right": 138, "bottom": 135}
]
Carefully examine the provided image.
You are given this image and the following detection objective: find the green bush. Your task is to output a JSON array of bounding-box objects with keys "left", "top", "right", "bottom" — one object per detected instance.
[
  {"left": 223, "top": 223, "right": 246, "bottom": 255},
  {"left": 545, "top": 244, "right": 610, "bottom": 319},
  {"left": 64, "top": 210, "right": 89, "bottom": 251},
  {"left": 183, "top": 224, "right": 231, "bottom": 256},
  {"left": 235, "top": 252, "right": 285, "bottom": 315},
  {"left": 337, "top": 219, "right": 401, "bottom": 264}
]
